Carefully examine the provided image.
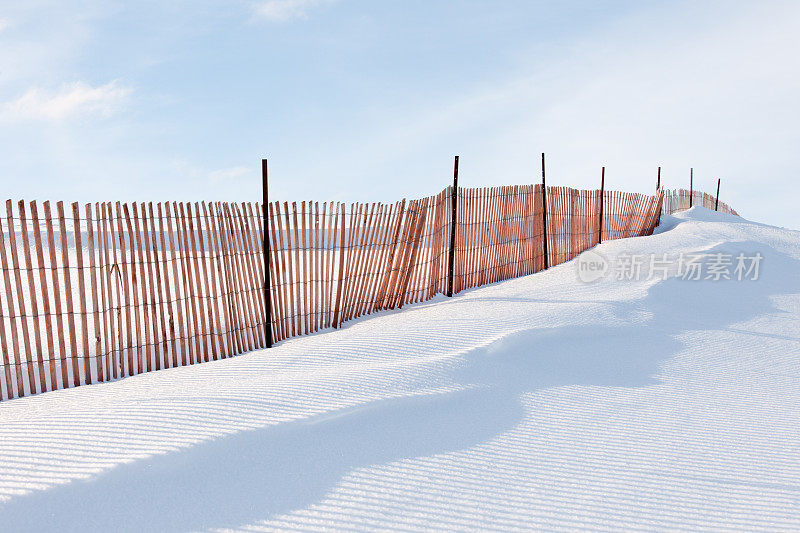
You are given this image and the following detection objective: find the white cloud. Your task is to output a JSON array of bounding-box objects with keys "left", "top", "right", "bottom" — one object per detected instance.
[
  {"left": 209, "top": 166, "right": 251, "bottom": 183},
  {"left": 2, "top": 80, "right": 132, "bottom": 121},
  {"left": 0, "top": 18, "right": 9, "bottom": 32},
  {"left": 253, "top": 0, "right": 332, "bottom": 22},
  {"left": 173, "top": 161, "right": 254, "bottom": 185}
]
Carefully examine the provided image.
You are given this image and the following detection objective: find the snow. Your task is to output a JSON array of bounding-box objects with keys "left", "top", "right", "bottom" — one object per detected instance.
[{"left": 1, "top": 206, "right": 799, "bottom": 531}]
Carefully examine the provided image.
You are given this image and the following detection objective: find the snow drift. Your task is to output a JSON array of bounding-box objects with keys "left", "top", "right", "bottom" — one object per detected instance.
[{"left": 0, "top": 206, "right": 798, "bottom": 531}]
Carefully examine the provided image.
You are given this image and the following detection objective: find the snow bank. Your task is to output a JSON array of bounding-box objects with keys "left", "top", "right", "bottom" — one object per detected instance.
[{"left": 0, "top": 208, "right": 798, "bottom": 531}]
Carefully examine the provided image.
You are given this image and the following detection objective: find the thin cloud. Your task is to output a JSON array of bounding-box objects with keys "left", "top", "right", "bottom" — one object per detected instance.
[
  {"left": 2, "top": 80, "right": 132, "bottom": 121},
  {"left": 209, "top": 166, "right": 251, "bottom": 183},
  {"left": 253, "top": 0, "right": 333, "bottom": 22},
  {"left": 0, "top": 18, "right": 8, "bottom": 32}
]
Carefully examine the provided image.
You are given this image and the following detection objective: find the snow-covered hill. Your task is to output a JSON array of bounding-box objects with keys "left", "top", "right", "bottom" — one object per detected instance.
[{"left": 1, "top": 207, "right": 798, "bottom": 531}]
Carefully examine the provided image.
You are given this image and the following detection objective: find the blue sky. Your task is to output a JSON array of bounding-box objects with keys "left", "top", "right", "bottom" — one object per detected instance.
[{"left": 1, "top": 0, "right": 798, "bottom": 228}]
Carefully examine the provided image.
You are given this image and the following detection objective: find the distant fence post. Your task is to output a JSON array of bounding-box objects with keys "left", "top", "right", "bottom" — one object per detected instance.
[
  {"left": 598, "top": 166, "right": 605, "bottom": 244},
  {"left": 541, "top": 153, "right": 548, "bottom": 269},
  {"left": 262, "top": 158, "right": 272, "bottom": 348},
  {"left": 715, "top": 178, "right": 720, "bottom": 211},
  {"left": 446, "top": 155, "right": 459, "bottom": 297},
  {"left": 689, "top": 168, "right": 693, "bottom": 208},
  {"left": 656, "top": 166, "right": 661, "bottom": 191}
]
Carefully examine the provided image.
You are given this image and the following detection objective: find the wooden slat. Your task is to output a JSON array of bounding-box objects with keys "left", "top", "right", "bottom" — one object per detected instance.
[
  {"left": 0, "top": 209, "right": 25, "bottom": 396},
  {"left": 344, "top": 204, "right": 371, "bottom": 321},
  {"left": 470, "top": 188, "right": 480, "bottom": 288},
  {"left": 205, "top": 202, "right": 232, "bottom": 355},
  {"left": 313, "top": 202, "right": 321, "bottom": 331},
  {"left": 71, "top": 203, "right": 89, "bottom": 386},
  {"left": 280, "top": 202, "right": 296, "bottom": 337},
  {"left": 315, "top": 202, "right": 326, "bottom": 331},
  {"left": 359, "top": 204, "right": 383, "bottom": 315},
  {"left": 376, "top": 200, "right": 406, "bottom": 310},
  {"left": 513, "top": 187, "right": 522, "bottom": 276},
  {"left": 141, "top": 203, "right": 162, "bottom": 370},
  {"left": 342, "top": 203, "right": 362, "bottom": 320},
  {"left": 98, "top": 203, "right": 113, "bottom": 381},
  {"left": 226, "top": 203, "right": 255, "bottom": 350},
  {"left": 323, "top": 203, "right": 334, "bottom": 327},
  {"left": 370, "top": 202, "right": 398, "bottom": 313},
  {"left": 0, "top": 269, "right": 13, "bottom": 399},
  {"left": 427, "top": 195, "right": 442, "bottom": 298},
  {"left": 0, "top": 272, "right": 12, "bottom": 399},
  {"left": 300, "top": 202, "right": 309, "bottom": 335},
  {"left": 131, "top": 203, "right": 152, "bottom": 373},
  {"left": 18, "top": 202, "right": 46, "bottom": 392},
  {"left": 7, "top": 201, "right": 37, "bottom": 394},
  {"left": 85, "top": 204, "right": 103, "bottom": 383},
  {"left": 149, "top": 203, "right": 170, "bottom": 368},
  {"left": 192, "top": 203, "right": 216, "bottom": 359},
  {"left": 232, "top": 203, "right": 262, "bottom": 348},
  {"left": 31, "top": 201, "right": 57, "bottom": 391},
  {"left": 291, "top": 202, "right": 303, "bottom": 335},
  {"left": 487, "top": 187, "right": 497, "bottom": 284},
  {"left": 218, "top": 202, "right": 243, "bottom": 351},
  {"left": 464, "top": 188, "right": 473, "bottom": 287},
  {"left": 177, "top": 202, "right": 200, "bottom": 363},
  {"left": 317, "top": 201, "right": 324, "bottom": 327},
  {"left": 201, "top": 202, "right": 225, "bottom": 358},
  {"left": 186, "top": 203, "right": 209, "bottom": 361},
  {"left": 385, "top": 201, "right": 412, "bottom": 308},
  {"left": 122, "top": 204, "right": 143, "bottom": 374},
  {"left": 356, "top": 204, "right": 382, "bottom": 316},
  {"left": 326, "top": 203, "right": 340, "bottom": 327},
  {"left": 55, "top": 202, "right": 80, "bottom": 387},
  {"left": 267, "top": 203, "right": 286, "bottom": 341},
  {"left": 519, "top": 187, "right": 530, "bottom": 275},
  {"left": 411, "top": 200, "right": 431, "bottom": 302},
  {"left": 397, "top": 199, "right": 428, "bottom": 308},
  {"left": 215, "top": 203, "right": 242, "bottom": 354},
  {"left": 490, "top": 187, "right": 500, "bottom": 282},
  {"left": 332, "top": 205, "right": 347, "bottom": 328},
  {"left": 165, "top": 203, "right": 186, "bottom": 366},
  {"left": 245, "top": 203, "right": 269, "bottom": 341},
  {"left": 242, "top": 202, "right": 267, "bottom": 346},
  {"left": 489, "top": 187, "right": 499, "bottom": 283},
  {"left": 274, "top": 202, "right": 292, "bottom": 338},
  {"left": 222, "top": 203, "right": 250, "bottom": 350},
  {"left": 390, "top": 201, "right": 417, "bottom": 308},
  {"left": 109, "top": 203, "right": 126, "bottom": 378},
  {"left": 476, "top": 188, "right": 487, "bottom": 287},
  {"left": 362, "top": 204, "right": 391, "bottom": 316},
  {"left": 172, "top": 202, "right": 193, "bottom": 363}
]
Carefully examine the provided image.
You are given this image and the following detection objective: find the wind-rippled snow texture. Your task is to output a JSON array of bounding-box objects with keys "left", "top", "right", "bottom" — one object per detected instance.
[{"left": 1, "top": 207, "right": 799, "bottom": 531}]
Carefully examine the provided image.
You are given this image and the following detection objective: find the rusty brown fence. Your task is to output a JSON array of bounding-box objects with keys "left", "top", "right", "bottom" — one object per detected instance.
[
  {"left": 0, "top": 185, "right": 664, "bottom": 400},
  {"left": 662, "top": 188, "right": 738, "bottom": 216}
]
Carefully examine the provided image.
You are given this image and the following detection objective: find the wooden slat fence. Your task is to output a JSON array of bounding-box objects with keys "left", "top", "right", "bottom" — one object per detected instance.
[
  {"left": 662, "top": 188, "right": 738, "bottom": 216},
  {"left": 0, "top": 186, "right": 664, "bottom": 400}
]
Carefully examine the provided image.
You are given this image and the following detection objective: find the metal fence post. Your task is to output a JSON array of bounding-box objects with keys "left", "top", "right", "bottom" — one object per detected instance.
[
  {"left": 689, "top": 168, "right": 693, "bottom": 208},
  {"left": 262, "top": 158, "right": 272, "bottom": 348},
  {"left": 598, "top": 166, "right": 605, "bottom": 244},
  {"left": 715, "top": 178, "right": 720, "bottom": 211},
  {"left": 541, "top": 153, "right": 549, "bottom": 269},
  {"left": 656, "top": 166, "right": 661, "bottom": 191},
  {"left": 446, "top": 155, "right": 459, "bottom": 297}
]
